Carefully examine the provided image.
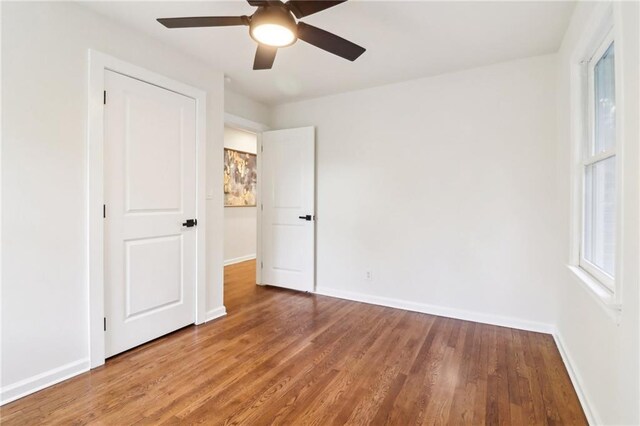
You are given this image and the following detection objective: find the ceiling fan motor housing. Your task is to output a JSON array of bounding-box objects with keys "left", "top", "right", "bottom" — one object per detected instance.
[{"left": 249, "top": 4, "right": 298, "bottom": 47}]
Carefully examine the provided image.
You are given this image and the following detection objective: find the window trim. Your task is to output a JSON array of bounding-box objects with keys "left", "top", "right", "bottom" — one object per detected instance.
[
  {"left": 579, "top": 29, "right": 616, "bottom": 291},
  {"left": 568, "top": 3, "right": 625, "bottom": 309},
  {"left": 578, "top": 28, "right": 618, "bottom": 293}
]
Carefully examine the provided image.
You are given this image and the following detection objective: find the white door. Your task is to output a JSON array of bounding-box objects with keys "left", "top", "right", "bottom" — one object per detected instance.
[
  {"left": 104, "top": 70, "right": 197, "bottom": 357},
  {"left": 261, "top": 127, "right": 315, "bottom": 292}
]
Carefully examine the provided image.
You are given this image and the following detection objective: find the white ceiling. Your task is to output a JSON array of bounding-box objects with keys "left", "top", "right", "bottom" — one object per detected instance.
[{"left": 81, "top": 1, "right": 575, "bottom": 105}]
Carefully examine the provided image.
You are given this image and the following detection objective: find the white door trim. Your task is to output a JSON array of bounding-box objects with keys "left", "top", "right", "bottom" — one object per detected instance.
[
  {"left": 88, "top": 50, "right": 207, "bottom": 368},
  {"left": 223, "top": 113, "right": 269, "bottom": 285}
]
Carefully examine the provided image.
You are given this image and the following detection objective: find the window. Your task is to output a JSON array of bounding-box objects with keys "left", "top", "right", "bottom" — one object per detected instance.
[{"left": 580, "top": 31, "right": 616, "bottom": 290}]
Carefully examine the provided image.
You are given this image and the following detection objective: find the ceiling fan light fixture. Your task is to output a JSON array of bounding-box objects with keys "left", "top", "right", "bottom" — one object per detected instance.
[
  {"left": 249, "top": 5, "right": 298, "bottom": 47},
  {"left": 251, "top": 23, "right": 296, "bottom": 47}
]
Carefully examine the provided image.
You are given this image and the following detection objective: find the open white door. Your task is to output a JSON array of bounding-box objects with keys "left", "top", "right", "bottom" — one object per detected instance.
[
  {"left": 261, "top": 127, "right": 315, "bottom": 292},
  {"left": 104, "top": 70, "right": 197, "bottom": 357}
]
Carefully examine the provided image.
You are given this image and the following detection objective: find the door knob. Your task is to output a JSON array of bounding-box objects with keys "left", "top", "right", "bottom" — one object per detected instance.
[
  {"left": 182, "top": 219, "right": 197, "bottom": 227},
  {"left": 298, "top": 215, "right": 313, "bottom": 221}
]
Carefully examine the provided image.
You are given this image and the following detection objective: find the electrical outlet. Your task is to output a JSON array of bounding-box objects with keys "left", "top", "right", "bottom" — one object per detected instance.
[{"left": 365, "top": 271, "right": 372, "bottom": 281}]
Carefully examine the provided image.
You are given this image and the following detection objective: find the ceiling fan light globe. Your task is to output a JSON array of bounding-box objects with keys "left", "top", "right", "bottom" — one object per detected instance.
[{"left": 251, "top": 24, "right": 296, "bottom": 47}]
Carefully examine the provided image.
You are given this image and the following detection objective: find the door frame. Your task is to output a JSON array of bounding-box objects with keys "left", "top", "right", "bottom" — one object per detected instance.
[
  {"left": 223, "top": 113, "right": 269, "bottom": 285},
  {"left": 87, "top": 50, "right": 207, "bottom": 368}
]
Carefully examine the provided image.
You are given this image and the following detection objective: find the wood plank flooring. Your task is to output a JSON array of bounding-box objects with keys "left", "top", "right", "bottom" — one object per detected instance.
[{"left": 1, "top": 260, "right": 586, "bottom": 425}]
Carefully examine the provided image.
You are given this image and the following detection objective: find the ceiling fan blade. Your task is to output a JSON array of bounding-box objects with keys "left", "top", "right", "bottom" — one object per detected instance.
[
  {"left": 247, "top": 0, "right": 284, "bottom": 6},
  {"left": 157, "top": 16, "right": 248, "bottom": 28},
  {"left": 286, "top": 0, "right": 347, "bottom": 18},
  {"left": 253, "top": 45, "right": 278, "bottom": 70},
  {"left": 297, "top": 22, "right": 365, "bottom": 61}
]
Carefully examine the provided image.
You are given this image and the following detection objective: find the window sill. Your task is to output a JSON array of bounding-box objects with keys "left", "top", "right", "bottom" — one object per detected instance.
[{"left": 567, "top": 265, "right": 622, "bottom": 320}]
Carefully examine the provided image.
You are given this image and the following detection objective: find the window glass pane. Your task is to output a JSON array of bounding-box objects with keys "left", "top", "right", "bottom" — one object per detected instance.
[
  {"left": 583, "top": 156, "right": 616, "bottom": 277},
  {"left": 593, "top": 42, "right": 615, "bottom": 154}
]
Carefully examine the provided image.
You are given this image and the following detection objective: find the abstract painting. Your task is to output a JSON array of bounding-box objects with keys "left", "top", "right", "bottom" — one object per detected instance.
[{"left": 224, "top": 148, "right": 257, "bottom": 207}]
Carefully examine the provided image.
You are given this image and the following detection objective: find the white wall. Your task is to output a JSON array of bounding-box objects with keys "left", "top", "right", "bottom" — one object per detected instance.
[
  {"left": 224, "top": 127, "right": 257, "bottom": 265},
  {"left": 555, "top": 2, "right": 639, "bottom": 424},
  {"left": 1, "top": 1, "right": 225, "bottom": 403},
  {"left": 225, "top": 89, "right": 271, "bottom": 125},
  {"left": 271, "top": 55, "right": 562, "bottom": 331}
]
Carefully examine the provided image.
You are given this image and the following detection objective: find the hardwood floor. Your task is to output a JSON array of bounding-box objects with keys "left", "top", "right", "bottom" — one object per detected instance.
[{"left": 1, "top": 260, "right": 586, "bottom": 425}]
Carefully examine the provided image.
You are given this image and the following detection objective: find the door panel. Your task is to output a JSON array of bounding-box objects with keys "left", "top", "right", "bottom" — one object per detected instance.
[
  {"left": 273, "top": 146, "right": 303, "bottom": 208},
  {"left": 272, "top": 224, "right": 304, "bottom": 271},
  {"left": 104, "top": 70, "right": 196, "bottom": 357},
  {"left": 125, "top": 94, "right": 183, "bottom": 212},
  {"left": 125, "top": 235, "right": 183, "bottom": 318},
  {"left": 261, "top": 127, "right": 315, "bottom": 292}
]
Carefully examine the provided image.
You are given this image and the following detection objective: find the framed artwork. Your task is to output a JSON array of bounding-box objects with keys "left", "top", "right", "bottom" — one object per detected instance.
[{"left": 224, "top": 148, "right": 257, "bottom": 207}]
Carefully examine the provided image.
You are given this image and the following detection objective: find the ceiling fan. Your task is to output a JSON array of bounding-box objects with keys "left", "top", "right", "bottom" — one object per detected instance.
[{"left": 157, "top": 0, "right": 365, "bottom": 70}]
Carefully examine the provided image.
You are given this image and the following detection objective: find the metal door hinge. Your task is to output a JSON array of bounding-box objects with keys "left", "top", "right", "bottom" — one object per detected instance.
[
  {"left": 104, "top": 317, "right": 107, "bottom": 331},
  {"left": 103, "top": 90, "right": 107, "bottom": 105},
  {"left": 261, "top": 261, "right": 263, "bottom": 269},
  {"left": 261, "top": 145, "right": 263, "bottom": 153},
  {"left": 103, "top": 204, "right": 106, "bottom": 218}
]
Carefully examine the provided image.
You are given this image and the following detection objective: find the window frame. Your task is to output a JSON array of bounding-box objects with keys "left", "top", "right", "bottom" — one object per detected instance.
[{"left": 579, "top": 29, "right": 617, "bottom": 291}]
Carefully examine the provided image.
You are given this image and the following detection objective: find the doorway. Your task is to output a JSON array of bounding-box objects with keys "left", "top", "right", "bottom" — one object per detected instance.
[
  {"left": 223, "top": 125, "right": 259, "bottom": 309},
  {"left": 222, "top": 115, "right": 316, "bottom": 311},
  {"left": 223, "top": 126, "right": 259, "bottom": 266}
]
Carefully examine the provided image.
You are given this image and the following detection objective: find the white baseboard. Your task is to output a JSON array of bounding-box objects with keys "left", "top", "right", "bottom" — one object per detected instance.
[
  {"left": 224, "top": 254, "right": 256, "bottom": 266},
  {"left": 315, "top": 286, "right": 555, "bottom": 334},
  {"left": 205, "top": 306, "right": 227, "bottom": 322},
  {"left": 1, "top": 305, "right": 227, "bottom": 406},
  {"left": 0, "top": 358, "right": 90, "bottom": 406},
  {"left": 553, "top": 331, "right": 598, "bottom": 426}
]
